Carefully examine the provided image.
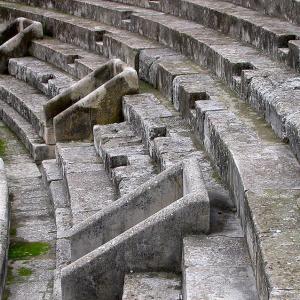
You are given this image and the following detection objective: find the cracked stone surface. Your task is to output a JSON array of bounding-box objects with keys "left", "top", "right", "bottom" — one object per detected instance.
[{"left": 0, "top": 121, "right": 56, "bottom": 300}]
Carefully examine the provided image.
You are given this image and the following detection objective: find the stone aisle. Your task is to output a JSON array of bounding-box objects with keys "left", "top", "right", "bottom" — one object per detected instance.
[{"left": 0, "top": 121, "right": 56, "bottom": 300}]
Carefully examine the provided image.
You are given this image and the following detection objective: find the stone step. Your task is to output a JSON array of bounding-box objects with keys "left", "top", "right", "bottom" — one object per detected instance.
[
  {"left": 139, "top": 49, "right": 203, "bottom": 99},
  {"left": 122, "top": 272, "right": 182, "bottom": 300},
  {"left": 10, "top": 0, "right": 152, "bottom": 28},
  {"left": 121, "top": 91, "right": 227, "bottom": 197},
  {"left": 94, "top": 122, "right": 158, "bottom": 197},
  {"left": 222, "top": 0, "right": 300, "bottom": 26},
  {"left": 7, "top": 0, "right": 291, "bottom": 77},
  {"left": 109, "top": 0, "right": 300, "bottom": 67},
  {"left": 40, "top": 159, "right": 73, "bottom": 271},
  {"left": 0, "top": 124, "right": 57, "bottom": 300},
  {"left": 0, "top": 74, "right": 54, "bottom": 144},
  {"left": 103, "top": 31, "right": 161, "bottom": 70},
  {"left": 0, "top": 99, "right": 54, "bottom": 162},
  {"left": 122, "top": 93, "right": 197, "bottom": 169},
  {"left": 41, "top": 159, "right": 63, "bottom": 186},
  {"left": 55, "top": 142, "right": 117, "bottom": 225},
  {"left": 182, "top": 235, "right": 258, "bottom": 300},
  {"left": 0, "top": 0, "right": 125, "bottom": 53},
  {"left": 109, "top": 0, "right": 300, "bottom": 46},
  {"left": 29, "top": 37, "right": 109, "bottom": 79},
  {"left": 8, "top": 56, "right": 77, "bottom": 98},
  {"left": 194, "top": 100, "right": 300, "bottom": 298},
  {"left": 3, "top": 1, "right": 299, "bottom": 163},
  {"left": 60, "top": 156, "right": 210, "bottom": 299}
]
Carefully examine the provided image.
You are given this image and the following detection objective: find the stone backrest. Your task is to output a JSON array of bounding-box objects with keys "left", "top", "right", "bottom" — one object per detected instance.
[
  {"left": 0, "top": 17, "right": 43, "bottom": 73},
  {"left": 44, "top": 59, "right": 139, "bottom": 141}
]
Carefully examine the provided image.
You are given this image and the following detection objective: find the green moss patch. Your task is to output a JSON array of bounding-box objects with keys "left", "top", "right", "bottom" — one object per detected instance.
[
  {"left": 18, "top": 267, "right": 32, "bottom": 277},
  {"left": 0, "top": 138, "right": 6, "bottom": 157},
  {"left": 10, "top": 228, "right": 16, "bottom": 237},
  {"left": 8, "top": 241, "right": 50, "bottom": 261},
  {"left": 3, "top": 288, "right": 10, "bottom": 300},
  {"left": 6, "top": 266, "right": 14, "bottom": 285}
]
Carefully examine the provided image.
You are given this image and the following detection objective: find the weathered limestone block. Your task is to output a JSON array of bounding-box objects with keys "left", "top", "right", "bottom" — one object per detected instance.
[
  {"left": 0, "top": 17, "right": 43, "bottom": 73},
  {"left": 222, "top": 0, "right": 300, "bottom": 26},
  {"left": 241, "top": 69, "right": 300, "bottom": 142},
  {"left": 122, "top": 272, "right": 181, "bottom": 300},
  {"left": 61, "top": 157, "right": 209, "bottom": 300},
  {"left": 195, "top": 100, "right": 300, "bottom": 298},
  {"left": 43, "top": 59, "right": 139, "bottom": 141},
  {"left": 0, "top": 159, "right": 8, "bottom": 299},
  {"left": 183, "top": 235, "right": 258, "bottom": 300},
  {"left": 288, "top": 40, "right": 300, "bottom": 72}
]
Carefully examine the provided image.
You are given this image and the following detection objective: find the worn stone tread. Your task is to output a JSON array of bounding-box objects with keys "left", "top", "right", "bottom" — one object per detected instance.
[
  {"left": 0, "top": 74, "right": 53, "bottom": 143},
  {"left": 4, "top": 0, "right": 300, "bottom": 161},
  {"left": 8, "top": 56, "right": 77, "bottom": 98},
  {"left": 0, "top": 122, "right": 56, "bottom": 300},
  {"left": 122, "top": 272, "right": 181, "bottom": 300},
  {"left": 222, "top": 0, "right": 300, "bottom": 26},
  {"left": 183, "top": 235, "right": 258, "bottom": 300},
  {"left": 56, "top": 142, "right": 117, "bottom": 225},
  {"left": 30, "top": 37, "right": 109, "bottom": 78},
  {"left": 0, "top": 99, "right": 54, "bottom": 162},
  {"left": 94, "top": 121, "right": 158, "bottom": 196}
]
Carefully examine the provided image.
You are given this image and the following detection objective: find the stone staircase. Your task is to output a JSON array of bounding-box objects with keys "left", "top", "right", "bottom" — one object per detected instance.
[{"left": 0, "top": 0, "right": 299, "bottom": 299}]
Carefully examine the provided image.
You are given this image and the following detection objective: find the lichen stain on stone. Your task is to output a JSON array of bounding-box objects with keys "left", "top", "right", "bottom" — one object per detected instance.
[{"left": 8, "top": 241, "right": 50, "bottom": 260}]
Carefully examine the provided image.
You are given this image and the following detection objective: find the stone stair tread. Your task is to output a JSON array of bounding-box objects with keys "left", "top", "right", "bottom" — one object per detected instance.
[
  {"left": 0, "top": 74, "right": 48, "bottom": 124},
  {"left": 0, "top": 73, "right": 55, "bottom": 144},
  {"left": 41, "top": 159, "right": 63, "bottom": 185},
  {"left": 8, "top": 56, "right": 77, "bottom": 97},
  {"left": 0, "top": 99, "right": 54, "bottom": 161},
  {"left": 56, "top": 142, "right": 117, "bottom": 226},
  {"left": 30, "top": 37, "right": 109, "bottom": 77},
  {"left": 19, "top": 0, "right": 300, "bottom": 56},
  {"left": 94, "top": 121, "right": 159, "bottom": 196},
  {"left": 122, "top": 272, "right": 181, "bottom": 300},
  {"left": 177, "top": 0, "right": 300, "bottom": 69},
  {"left": 183, "top": 235, "right": 259, "bottom": 300},
  {"left": 0, "top": 0, "right": 287, "bottom": 78},
  {"left": 222, "top": 0, "right": 300, "bottom": 26},
  {"left": 0, "top": 2, "right": 297, "bottom": 299},
  {"left": 0, "top": 0, "right": 294, "bottom": 75},
  {"left": 153, "top": 135, "right": 197, "bottom": 170},
  {"left": 0, "top": 0, "right": 132, "bottom": 53},
  {"left": 112, "top": 155, "right": 157, "bottom": 196},
  {"left": 203, "top": 0, "right": 300, "bottom": 30}
]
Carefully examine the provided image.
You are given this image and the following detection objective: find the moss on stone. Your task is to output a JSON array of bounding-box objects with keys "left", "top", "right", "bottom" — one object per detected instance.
[
  {"left": 18, "top": 267, "right": 32, "bottom": 277},
  {"left": 0, "top": 138, "right": 6, "bottom": 157},
  {"left": 6, "top": 266, "right": 15, "bottom": 285},
  {"left": 211, "top": 169, "right": 222, "bottom": 184},
  {"left": 10, "top": 228, "right": 16, "bottom": 237},
  {"left": 8, "top": 241, "right": 50, "bottom": 261},
  {"left": 3, "top": 288, "right": 10, "bottom": 300}
]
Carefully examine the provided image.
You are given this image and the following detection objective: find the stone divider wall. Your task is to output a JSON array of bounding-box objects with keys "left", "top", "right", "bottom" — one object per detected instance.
[{"left": 0, "top": 158, "right": 9, "bottom": 299}]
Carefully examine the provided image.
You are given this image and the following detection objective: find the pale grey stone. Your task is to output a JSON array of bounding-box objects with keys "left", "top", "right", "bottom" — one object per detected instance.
[{"left": 122, "top": 272, "right": 181, "bottom": 300}]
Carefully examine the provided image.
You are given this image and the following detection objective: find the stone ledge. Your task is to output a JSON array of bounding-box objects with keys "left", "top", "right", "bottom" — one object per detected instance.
[{"left": 195, "top": 99, "right": 300, "bottom": 299}]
